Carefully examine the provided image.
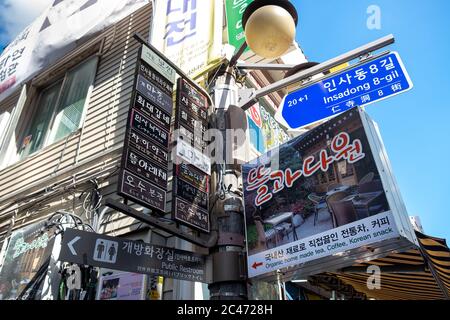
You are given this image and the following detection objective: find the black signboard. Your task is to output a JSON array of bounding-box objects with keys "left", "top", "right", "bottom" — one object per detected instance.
[
  {"left": 118, "top": 45, "right": 175, "bottom": 214},
  {"left": 138, "top": 60, "right": 174, "bottom": 96},
  {"left": 178, "top": 124, "right": 208, "bottom": 151},
  {"left": 59, "top": 229, "right": 207, "bottom": 283},
  {"left": 179, "top": 78, "right": 208, "bottom": 110},
  {"left": 172, "top": 77, "right": 211, "bottom": 232},
  {"left": 175, "top": 170, "right": 208, "bottom": 210},
  {"left": 179, "top": 93, "right": 208, "bottom": 123},
  {"left": 136, "top": 75, "right": 173, "bottom": 115},
  {"left": 176, "top": 163, "right": 209, "bottom": 192},
  {"left": 124, "top": 148, "right": 168, "bottom": 189},
  {"left": 178, "top": 103, "right": 208, "bottom": 134},
  {"left": 176, "top": 79, "right": 208, "bottom": 153},
  {"left": 174, "top": 197, "right": 210, "bottom": 233},
  {"left": 129, "top": 129, "right": 169, "bottom": 167},
  {"left": 134, "top": 92, "right": 171, "bottom": 132},
  {"left": 119, "top": 170, "right": 166, "bottom": 212},
  {"left": 130, "top": 108, "right": 169, "bottom": 149}
]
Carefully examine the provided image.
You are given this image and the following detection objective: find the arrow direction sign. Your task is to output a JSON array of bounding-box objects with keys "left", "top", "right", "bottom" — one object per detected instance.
[
  {"left": 276, "top": 52, "right": 413, "bottom": 129},
  {"left": 67, "top": 236, "right": 80, "bottom": 255},
  {"left": 252, "top": 262, "right": 263, "bottom": 270},
  {"left": 59, "top": 228, "right": 208, "bottom": 283}
]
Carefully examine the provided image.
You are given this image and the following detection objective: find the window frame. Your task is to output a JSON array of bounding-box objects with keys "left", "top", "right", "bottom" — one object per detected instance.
[
  {"left": 18, "top": 79, "right": 65, "bottom": 159},
  {"left": 17, "top": 55, "right": 98, "bottom": 161},
  {"left": 36, "top": 77, "right": 66, "bottom": 151}
]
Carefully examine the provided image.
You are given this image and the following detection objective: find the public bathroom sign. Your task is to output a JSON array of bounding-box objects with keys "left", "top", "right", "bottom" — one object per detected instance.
[
  {"left": 59, "top": 229, "right": 207, "bottom": 283},
  {"left": 276, "top": 52, "right": 413, "bottom": 129}
]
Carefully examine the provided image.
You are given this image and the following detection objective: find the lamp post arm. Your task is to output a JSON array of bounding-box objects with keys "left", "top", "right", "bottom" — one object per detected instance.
[
  {"left": 238, "top": 34, "right": 395, "bottom": 111},
  {"left": 236, "top": 63, "right": 297, "bottom": 71}
]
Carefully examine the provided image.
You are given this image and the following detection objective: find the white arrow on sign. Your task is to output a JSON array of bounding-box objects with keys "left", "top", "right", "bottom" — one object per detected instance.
[{"left": 67, "top": 236, "right": 81, "bottom": 255}]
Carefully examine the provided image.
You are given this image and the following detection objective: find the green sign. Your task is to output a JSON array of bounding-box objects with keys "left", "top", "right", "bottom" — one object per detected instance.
[
  {"left": 225, "top": 0, "right": 254, "bottom": 51},
  {"left": 141, "top": 45, "right": 176, "bottom": 84},
  {"left": 0, "top": 221, "right": 57, "bottom": 300}
]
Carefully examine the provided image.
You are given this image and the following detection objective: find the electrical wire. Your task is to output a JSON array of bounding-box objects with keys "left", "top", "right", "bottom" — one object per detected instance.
[
  {"left": 81, "top": 184, "right": 102, "bottom": 225},
  {"left": 0, "top": 164, "right": 120, "bottom": 220},
  {"left": 0, "top": 164, "right": 121, "bottom": 238}
]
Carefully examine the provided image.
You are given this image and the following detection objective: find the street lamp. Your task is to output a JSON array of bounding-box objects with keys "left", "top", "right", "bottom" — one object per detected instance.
[{"left": 242, "top": 0, "right": 298, "bottom": 59}]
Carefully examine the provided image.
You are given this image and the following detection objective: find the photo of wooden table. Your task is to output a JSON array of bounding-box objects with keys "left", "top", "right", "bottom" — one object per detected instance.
[{"left": 263, "top": 212, "right": 298, "bottom": 244}]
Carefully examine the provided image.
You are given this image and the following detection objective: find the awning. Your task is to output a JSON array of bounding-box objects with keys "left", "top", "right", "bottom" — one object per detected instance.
[{"left": 319, "top": 231, "right": 450, "bottom": 300}]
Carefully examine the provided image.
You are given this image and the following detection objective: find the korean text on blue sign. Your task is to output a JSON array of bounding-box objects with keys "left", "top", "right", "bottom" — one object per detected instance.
[{"left": 281, "top": 52, "right": 413, "bottom": 129}]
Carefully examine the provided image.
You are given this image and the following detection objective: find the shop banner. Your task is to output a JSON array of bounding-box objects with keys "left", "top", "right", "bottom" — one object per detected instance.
[
  {"left": 243, "top": 107, "right": 414, "bottom": 279},
  {"left": 150, "top": 0, "right": 223, "bottom": 77},
  {"left": 0, "top": 0, "right": 150, "bottom": 103},
  {"left": 225, "top": 0, "right": 254, "bottom": 51},
  {"left": 248, "top": 212, "right": 398, "bottom": 278},
  {"left": 0, "top": 221, "right": 57, "bottom": 300}
]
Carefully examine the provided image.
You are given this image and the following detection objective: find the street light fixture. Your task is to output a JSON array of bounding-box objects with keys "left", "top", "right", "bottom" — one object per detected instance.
[{"left": 242, "top": 0, "right": 298, "bottom": 59}]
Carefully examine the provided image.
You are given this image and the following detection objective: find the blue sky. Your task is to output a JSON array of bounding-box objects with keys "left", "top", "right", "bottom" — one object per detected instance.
[
  {"left": 1, "top": 1, "right": 449, "bottom": 241},
  {"left": 292, "top": 0, "right": 450, "bottom": 240}
]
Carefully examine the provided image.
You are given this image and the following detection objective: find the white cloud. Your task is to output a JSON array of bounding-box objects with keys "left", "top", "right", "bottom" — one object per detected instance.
[{"left": 0, "top": 0, "right": 53, "bottom": 44}]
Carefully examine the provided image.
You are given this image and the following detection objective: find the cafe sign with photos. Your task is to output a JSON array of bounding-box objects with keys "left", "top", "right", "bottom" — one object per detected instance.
[{"left": 243, "top": 107, "right": 417, "bottom": 280}]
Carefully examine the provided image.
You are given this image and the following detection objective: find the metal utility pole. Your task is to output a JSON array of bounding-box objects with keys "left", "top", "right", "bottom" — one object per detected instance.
[{"left": 207, "top": 68, "right": 248, "bottom": 300}]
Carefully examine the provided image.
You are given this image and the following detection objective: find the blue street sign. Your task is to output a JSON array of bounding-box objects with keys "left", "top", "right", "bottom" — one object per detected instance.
[{"left": 279, "top": 52, "right": 413, "bottom": 129}]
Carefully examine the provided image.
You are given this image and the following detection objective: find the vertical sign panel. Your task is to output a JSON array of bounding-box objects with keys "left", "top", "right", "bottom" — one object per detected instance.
[
  {"left": 118, "top": 45, "right": 175, "bottom": 214},
  {"left": 172, "top": 78, "right": 211, "bottom": 233}
]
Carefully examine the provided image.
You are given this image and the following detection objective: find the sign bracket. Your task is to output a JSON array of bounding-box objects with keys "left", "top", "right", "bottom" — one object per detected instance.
[
  {"left": 105, "top": 199, "right": 217, "bottom": 249},
  {"left": 283, "top": 50, "right": 391, "bottom": 99}
]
